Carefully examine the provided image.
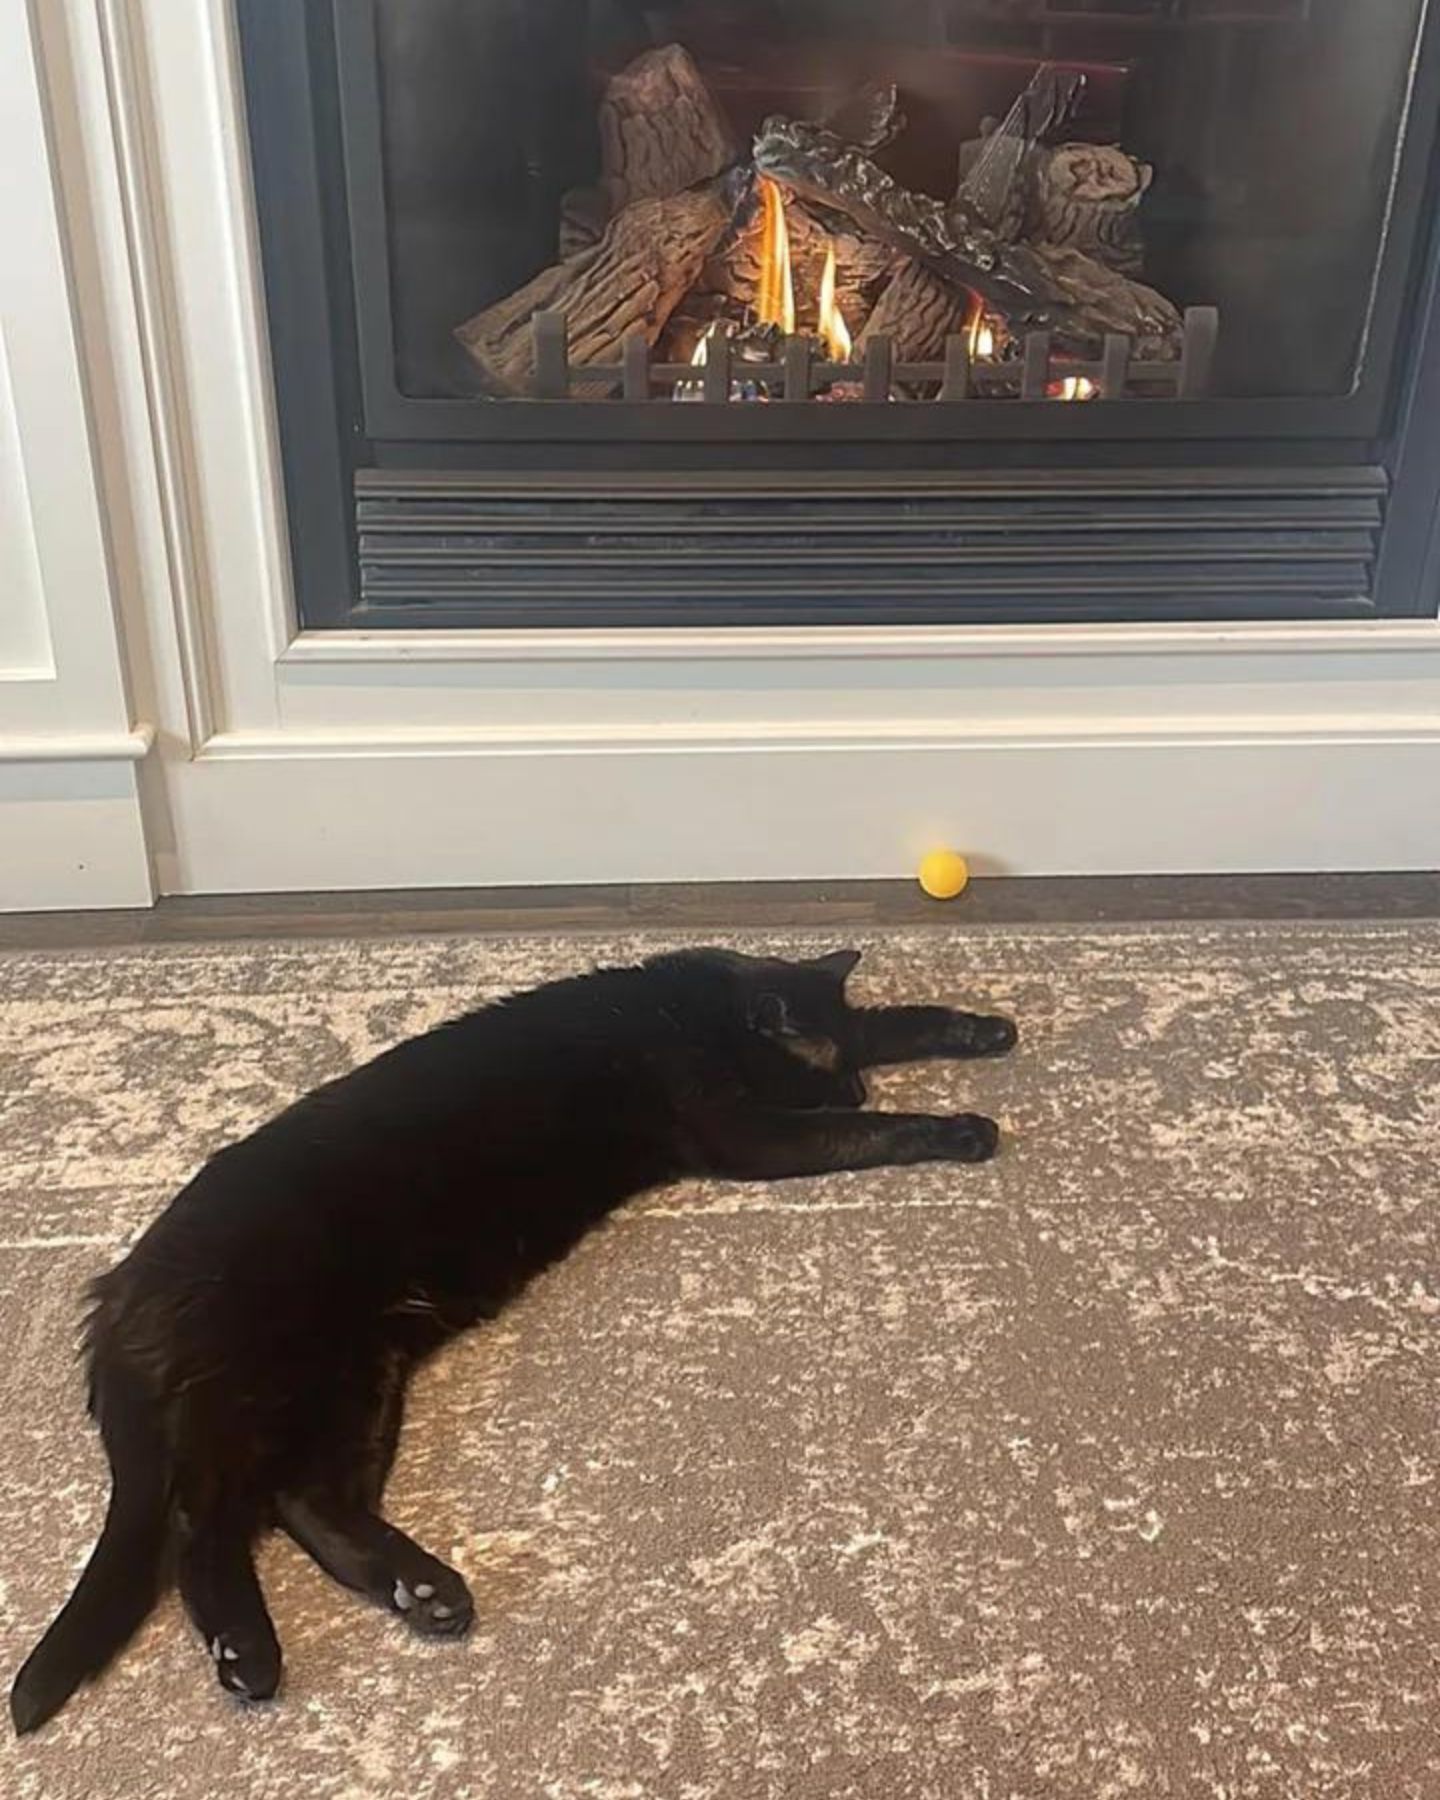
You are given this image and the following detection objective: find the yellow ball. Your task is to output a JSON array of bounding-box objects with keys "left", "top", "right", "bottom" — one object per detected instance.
[{"left": 918, "top": 850, "right": 970, "bottom": 901}]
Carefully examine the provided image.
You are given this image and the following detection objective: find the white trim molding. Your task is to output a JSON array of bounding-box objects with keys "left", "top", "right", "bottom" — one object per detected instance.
[
  {"left": 0, "top": 725, "right": 154, "bottom": 764},
  {"left": 7, "top": 0, "right": 1440, "bottom": 904},
  {"left": 278, "top": 618, "right": 1440, "bottom": 667}
]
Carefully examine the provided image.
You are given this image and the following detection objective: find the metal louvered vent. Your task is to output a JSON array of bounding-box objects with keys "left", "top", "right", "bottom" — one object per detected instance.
[{"left": 353, "top": 466, "right": 1384, "bottom": 628}]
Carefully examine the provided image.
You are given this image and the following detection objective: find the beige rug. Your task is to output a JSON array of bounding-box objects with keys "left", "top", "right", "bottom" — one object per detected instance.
[{"left": 2, "top": 926, "right": 1438, "bottom": 1799}]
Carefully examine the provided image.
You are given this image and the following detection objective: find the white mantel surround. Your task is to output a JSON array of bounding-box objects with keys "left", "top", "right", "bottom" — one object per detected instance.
[{"left": 3, "top": 0, "right": 1440, "bottom": 910}]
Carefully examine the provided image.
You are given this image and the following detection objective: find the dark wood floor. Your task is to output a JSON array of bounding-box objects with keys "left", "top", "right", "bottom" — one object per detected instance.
[{"left": 2, "top": 874, "right": 1438, "bottom": 950}]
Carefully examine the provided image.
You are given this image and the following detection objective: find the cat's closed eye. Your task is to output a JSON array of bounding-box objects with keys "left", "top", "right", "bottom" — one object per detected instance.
[{"left": 784, "top": 1034, "right": 842, "bottom": 1073}]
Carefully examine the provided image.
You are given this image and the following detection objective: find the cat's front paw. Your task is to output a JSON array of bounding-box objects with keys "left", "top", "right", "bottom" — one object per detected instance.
[
  {"left": 934, "top": 1113, "right": 1000, "bottom": 1163},
  {"left": 956, "top": 1013, "right": 1018, "bottom": 1057}
]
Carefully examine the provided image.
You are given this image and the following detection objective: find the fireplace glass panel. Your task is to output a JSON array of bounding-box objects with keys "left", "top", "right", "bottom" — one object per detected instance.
[{"left": 365, "top": 0, "right": 1426, "bottom": 406}]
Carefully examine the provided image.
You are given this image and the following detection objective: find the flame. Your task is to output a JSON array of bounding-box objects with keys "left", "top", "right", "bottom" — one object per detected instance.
[
  {"left": 755, "top": 177, "right": 796, "bottom": 337},
  {"left": 817, "top": 242, "right": 853, "bottom": 361},
  {"left": 671, "top": 321, "right": 720, "bottom": 402},
  {"left": 753, "top": 181, "right": 850, "bottom": 360},
  {"left": 1056, "top": 376, "right": 1097, "bottom": 401},
  {"left": 966, "top": 295, "right": 995, "bottom": 360}
]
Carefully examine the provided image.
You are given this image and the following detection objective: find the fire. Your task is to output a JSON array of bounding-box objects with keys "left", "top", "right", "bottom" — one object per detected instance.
[
  {"left": 967, "top": 296, "right": 995, "bottom": 360},
  {"left": 755, "top": 177, "right": 795, "bottom": 337},
  {"left": 690, "top": 322, "right": 718, "bottom": 367},
  {"left": 676, "top": 178, "right": 852, "bottom": 400},
  {"left": 754, "top": 176, "right": 850, "bottom": 357},
  {"left": 1056, "top": 376, "right": 1097, "bottom": 401},
  {"left": 671, "top": 321, "right": 721, "bottom": 402},
  {"left": 817, "top": 241, "right": 852, "bottom": 362}
]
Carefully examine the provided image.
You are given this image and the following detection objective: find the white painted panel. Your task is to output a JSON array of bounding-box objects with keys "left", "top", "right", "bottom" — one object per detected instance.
[
  {"left": 0, "top": 326, "right": 55, "bottom": 677},
  {"left": 0, "top": 0, "right": 154, "bottom": 907},
  {"left": 0, "top": 0, "right": 131, "bottom": 737}
]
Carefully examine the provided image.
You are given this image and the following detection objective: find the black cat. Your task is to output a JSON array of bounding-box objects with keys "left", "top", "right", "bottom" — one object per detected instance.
[{"left": 10, "top": 947, "right": 1015, "bottom": 1732}]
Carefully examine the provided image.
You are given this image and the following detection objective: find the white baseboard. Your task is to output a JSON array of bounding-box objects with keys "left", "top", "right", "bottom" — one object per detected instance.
[
  {"left": 155, "top": 723, "right": 1440, "bottom": 894},
  {"left": 0, "top": 753, "right": 154, "bottom": 909},
  {"left": 7, "top": 688, "right": 1439, "bottom": 906}
]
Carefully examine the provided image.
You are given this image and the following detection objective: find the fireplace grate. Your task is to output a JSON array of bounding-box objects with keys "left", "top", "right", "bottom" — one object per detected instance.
[{"left": 521, "top": 305, "right": 1218, "bottom": 403}]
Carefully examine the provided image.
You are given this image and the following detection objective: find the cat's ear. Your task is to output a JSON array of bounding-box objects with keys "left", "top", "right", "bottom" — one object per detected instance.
[
  {"left": 810, "top": 949, "right": 862, "bottom": 984},
  {"left": 749, "top": 991, "right": 795, "bottom": 1037}
]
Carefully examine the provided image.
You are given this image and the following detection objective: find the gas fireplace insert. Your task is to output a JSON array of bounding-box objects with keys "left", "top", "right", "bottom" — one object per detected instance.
[{"left": 238, "top": 0, "right": 1440, "bottom": 627}]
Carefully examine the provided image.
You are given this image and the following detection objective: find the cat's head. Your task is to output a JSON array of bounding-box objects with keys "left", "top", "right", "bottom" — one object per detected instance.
[{"left": 698, "top": 947, "right": 867, "bottom": 1111}]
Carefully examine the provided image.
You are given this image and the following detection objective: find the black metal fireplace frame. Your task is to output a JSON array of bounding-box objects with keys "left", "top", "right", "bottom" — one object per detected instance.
[{"left": 237, "top": 0, "right": 1440, "bottom": 630}]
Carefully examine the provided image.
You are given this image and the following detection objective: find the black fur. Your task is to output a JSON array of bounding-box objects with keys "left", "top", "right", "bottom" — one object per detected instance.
[{"left": 10, "top": 947, "right": 1015, "bottom": 1731}]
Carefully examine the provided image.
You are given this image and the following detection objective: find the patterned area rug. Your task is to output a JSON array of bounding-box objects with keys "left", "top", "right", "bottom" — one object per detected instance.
[{"left": 2, "top": 926, "right": 1438, "bottom": 1799}]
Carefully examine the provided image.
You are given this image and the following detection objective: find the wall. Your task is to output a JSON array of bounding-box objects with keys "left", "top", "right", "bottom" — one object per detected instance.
[{"left": 3, "top": 0, "right": 1439, "bottom": 909}]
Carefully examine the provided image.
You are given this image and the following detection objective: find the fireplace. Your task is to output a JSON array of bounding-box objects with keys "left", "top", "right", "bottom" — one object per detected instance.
[{"left": 237, "top": 1, "right": 1440, "bottom": 628}]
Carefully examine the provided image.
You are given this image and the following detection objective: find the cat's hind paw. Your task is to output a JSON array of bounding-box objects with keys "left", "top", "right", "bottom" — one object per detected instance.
[
  {"left": 392, "top": 1565, "right": 475, "bottom": 1639},
  {"left": 209, "top": 1627, "right": 282, "bottom": 1703}
]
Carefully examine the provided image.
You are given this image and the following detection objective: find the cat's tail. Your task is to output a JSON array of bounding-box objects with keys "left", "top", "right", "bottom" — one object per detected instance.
[{"left": 10, "top": 1356, "right": 171, "bottom": 1736}]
